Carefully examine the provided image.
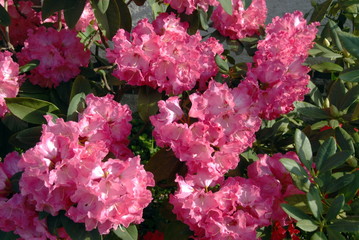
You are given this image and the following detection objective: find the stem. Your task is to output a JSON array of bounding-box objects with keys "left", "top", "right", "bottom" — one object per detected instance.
[{"left": 2, "top": 0, "right": 14, "bottom": 51}]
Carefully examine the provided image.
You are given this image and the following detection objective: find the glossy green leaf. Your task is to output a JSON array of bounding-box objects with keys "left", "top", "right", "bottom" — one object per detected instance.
[
  {"left": 0, "top": 231, "right": 19, "bottom": 240},
  {"left": 326, "top": 174, "right": 355, "bottom": 194},
  {"left": 285, "top": 194, "right": 312, "bottom": 214},
  {"left": 328, "top": 19, "right": 343, "bottom": 51},
  {"left": 148, "top": 0, "right": 167, "bottom": 18},
  {"left": 116, "top": 0, "right": 132, "bottom": 32},
  {"left": 311, "top": 62, "right": 343, "bottom": 73},
  {"left": 97, "top": 0, "right": 110, "bottom": 14},
  {"left": 307, "top": 185, "right": 323, "bottom": 219},
  {"left": 113, "top": 225, "right": 138, "bottom": 240},
  {"left": 215, "top": 54, "right": 229, "bottom": 73},
  {"left": 11, "top": 126, "right": 42, "bottom": 149},
  {"left": 328, "top": 219, "right": 359, "bottom": 232},
  {"left": 19, "top": 60, "right": 40, "bottom": 74},
  {"left": 315, "top": 137, "right": 336, "bottom": 171},
  {"left": 308, "top": 81, "right": 324, "bottom": 107},
  {"left": 329, "top": 80, "right": 346, "bottom": 109},
  {"left": 326, "top": 194, "right": 345, "bottom": 221},
  {"left": 70, "top": 75, "right": 92, "bottom": 101},
  {"left": 319, "top": 151, "right": 351, "bottom": 172},
  {"left": 335, "top": 127, "right": 355, "bottom": 154},
  {"left": 311, "top": 232, "right": 328, "bottom": 240},
  {"left": 47, "top": 214, "right": 63, "bottom": 236},
  {"left": 280, "top": 158, "right": 311, "bottom": 191},
  {"left": 42, "top": 0, "right": 72, "bottom": 20},
  {"left": 327, "top": 228, "right": 346, "bottom": 240},
  {"left": 242, "top": 0, "right": 252, "bottom": 9},
  {"left": 338, "top": 31, "right": 359, "bottom": 59},
  {"left": 218, "top": 0, "right": 232, "bottom": 15},
  {"left": 339, "top": 171, "right": 359, "bottom": 200},
  {"left": 313, "top": 43, "right": 343, "bottom": 59},
  {"left": 91, "top": 0, "right": 121, "bottom": 39},
  {"left": 198, "top": 8, "right": 209, "bottom": 30},
  {"left": 296, "top": 219, "right": 318, "bottom": 232},
  {"left": 294, "top": 102, "right": 328, "bottom": 119},
  {"left": 67, "top": 93, "right": 86, "bottom": 121},
  {"left": 340, "top": 68, "right": 359, "bottom": 82},
  {"left": 5, "top": 97, "right": 60, "bottom": 124},
  {"left": 310, "top": 0, "right": 333, "bottom": 23},
  {"left": 281, "top": 203, "right": 313, "bottom": 222},
  {"left": 0, "top": 3, "right": 11, "bottom": 26},
  {"left": 295, "top": 129, "right": 313, "bottom": 170},
  {"left": 137, "top": 86, "right": 162, "bottom": 122},
  {"left": 64, "top": 0, "right": 87, "bottom": 29},
  {"left": 340, "top": 85, "right": 359, "bottom": 110}
]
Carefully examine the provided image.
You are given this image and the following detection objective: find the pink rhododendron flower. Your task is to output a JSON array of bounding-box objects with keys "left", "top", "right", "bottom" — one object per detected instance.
[
  {"left": 163, "top": 0, "right": 218, "bottom": 15},
  {"left": 18, "top": 94, "right": 154, "bottom": 234},
  {"left": 0, "top": 1, "right": 41, "bottom": 47},
  {"left": 107, "top": 13, "right": 223, "bottom": 95},
  {"left": 0, "top": 51, "right": 20, "bottom": 117},
  {"left": 245, "top": 11, "right": 319, "bottom": 119},
  {"left": 211, "top": 0, "right": 267, "bottom": 39},
  {"left": 17, "top": 27, "right": 90, "bottom": 88}
]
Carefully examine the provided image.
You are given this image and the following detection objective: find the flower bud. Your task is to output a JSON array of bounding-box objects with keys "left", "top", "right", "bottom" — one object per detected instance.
[{"left": 323, "top": 38, "right": 331, "bottom": 47}]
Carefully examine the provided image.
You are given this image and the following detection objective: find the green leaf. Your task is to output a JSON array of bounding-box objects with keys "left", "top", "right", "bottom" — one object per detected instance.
[
  {"left": 5, "top": 97, "right": 60, "bottom": 124},
  {"left": 285, "top": 194, "right": 312, "bottom": 214},
  {"left": 335, "top": 127, "right": 355, "bottom": 154},
  {"left": 70, "top": 75, "right": 92, "bottom": 101},
  {"left": 311, "top": 231, "right": 328, "bottom": 240},
  {"left": 294, "top": 102, "right": 329, "bottom": 119},
  {"left": 280, "top": 158, "right": 311, "bottom": 191},
  {"left": 218, "top": 0, "right": 232, "bottom": 15},
  {"left": 0, "top": 4, "right": 11, "bottom": 26},
  {"left": 328, "top": 19, "right": 343, "bottom": 51},
  {"left": 319, "top": 151, "right": 351, "bottom": 172},
  {"left": 60, "top": 212, "right": 102, "bottom": 240},
  {"left": 313, "top": 43, "right": 343, "bottom": 59},
  {"left": 328, "top": 219, "right": 359, "bottom": 232},
  {"left": 339, "top": 171, "right": 359, "bottom": 200},
  {"left": 113, "top": 225, "right": 138, "bottom": 240},
  {"left": 242, "top": 0, "right": 252, "bottom": 10},
  {"left": 47, "top": 214, "right": 63, "bottom": 236},
  {"left": 327, "top": 228, "right": 346, "bottom": 240},
  {"left": 310, "top": 0, "right": 333, "bottom": 23},
  {"left": 91, "top": 0, "right": 121, "bottom": 39},
  {"left": 215, "top": 54, "right": 229, "bottom": 73},
  {"left": 337, "top": 31, "right": 359, "bottom": 59},
  {"left": 42, "top": 0, "right": 72, "bottom": 20},
  {"left": 67, "top": 93, "right": 86, "bottom": 121},
  {"left": 64, "top": 0, "right": 87, "bottom": 29},
  {"left": 198, "top": 8, "right": 209, "bottom": 30},
  {"left": 308, "top": 81, "right": 324, "bottom": 107},
  {"left": 340, "top": 68, "right": 359, "bottom": 82},
  {"left": 296, "top": 219, "right": 319, "bottom": 232},
  {"left": 326, "top": 174, "right": 355, "bottom": 194},
  {"left": 10, "top": 126, "right": 42, "bottom": 149},
  {"left": 315, "top": 137, "right": 337, "bottom": 171},
  {"left": 307, "top": 185, "right": 323, "bottom": 219},
  {"left": 0, "top": 231, "right": 20, "bottom": 240},
  {"left": 326, "top": 194, "right": 345, "bottom": 221},
  {"left": 339, "top": 84, "right": 359, "bottom": 110},
  {"left": 147, "top": 0, "right": 167, "bottom": 18},
  {"left": 97, "top": 0, "right": 110, "bottom": 14},
  {"left": 311, "top": 62, "right": 343, "bottom": 73},
  {"left": 137, "top": 86, "right": 162, "bottom": 122},
  {"left": 19, "top": 60, "right": 40, "bottom": 74},
  {"left": 164, "top": 220, "right": 193, "bottom": 240},
  {"left": 281, "top": 203, "right": 313, "bottom": 222},
  {"left": 116, "top": 0, "right": 132, "bottom": 32},
  {"left": 295, "top": 129, "right": 313, "bottom": 170},
  {"left": 329, "top": 80, "right": 346, "bottom": 109}
]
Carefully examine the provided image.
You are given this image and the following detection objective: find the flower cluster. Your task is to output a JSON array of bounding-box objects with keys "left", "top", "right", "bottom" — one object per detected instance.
[
  {"left": 18, "top": 94, "right": 154, "bottom": 234},
  {"left": 0, "top": 51, "right": 20, "bottom": 117},
  {"left": 151, "top": 80, "right": 261, "bottom": 179},
  {"left": 17, "top": 27, "right": 90, "bottom": 88},
  {"left": 163, "top": 0, "right": 219, "bottom": 14},
  {"left": 211, "top": 0, "right": 267, "bottom": 39},
  {"left": 0, "top": 152, "right": 65, "bottom": 239},
  {"left": 245, "top": 11, "right": 319, "bottom": 119},
  {"left": 107, "top": 13, "right": 223, "bottom": 95},
  {"left": 170, "top": 152, "right": 302, "bottom": 240},
  {"left": 1, "top": 0, "right": 41, "bottom": 47}
]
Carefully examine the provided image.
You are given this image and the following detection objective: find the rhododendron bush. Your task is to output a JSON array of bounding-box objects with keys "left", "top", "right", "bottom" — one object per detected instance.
[{"left": 0, "top": 0, "right": 358, "bottom": 239}]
